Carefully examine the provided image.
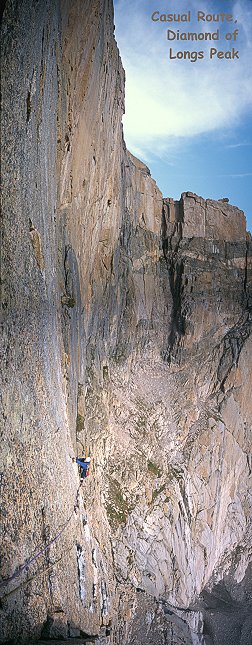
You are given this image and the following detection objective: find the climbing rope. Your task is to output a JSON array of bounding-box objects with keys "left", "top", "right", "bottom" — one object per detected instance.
[
  {"left": 0, "top": 479, "right": 83, "bottom": 597},
  {"left": 1, "top": 539, "right": 76, "bottom": 601},
  {"left": 77, "top": 438, "right": 85, "bottom": 451}
]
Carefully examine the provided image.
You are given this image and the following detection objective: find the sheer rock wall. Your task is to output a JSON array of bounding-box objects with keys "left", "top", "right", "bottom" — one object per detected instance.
[{"left": 1, "top": 1, "right": 252, "bottom": 644}]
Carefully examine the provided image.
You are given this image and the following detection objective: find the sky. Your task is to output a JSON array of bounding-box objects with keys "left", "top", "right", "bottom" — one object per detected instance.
[{"left": 114, "top": 0, "right": 252, "bottom": 231}]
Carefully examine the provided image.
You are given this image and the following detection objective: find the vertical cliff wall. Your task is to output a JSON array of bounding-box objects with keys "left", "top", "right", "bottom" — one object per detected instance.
[
  {"left": 1, "top": 0, "right": 126, "bottom": 640},
  {"left": 1, "top": 2, "right": 252, "bottom": 644}
]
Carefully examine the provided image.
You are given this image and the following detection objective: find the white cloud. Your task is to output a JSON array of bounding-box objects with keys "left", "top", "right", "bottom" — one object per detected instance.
[
  {"left": 225, "top": 141, "right": 252, "bottom": 148},
  {"left": 114, "top": 0, "right": 252, "bottom": 158},
  {"left": 224, "top": 172, "right": 252, "bottom": 177}
]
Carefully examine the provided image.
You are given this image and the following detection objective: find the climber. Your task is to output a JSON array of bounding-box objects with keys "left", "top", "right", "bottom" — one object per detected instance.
[{"left": 75, "top": 456, "right": 91, "bottom": 480}]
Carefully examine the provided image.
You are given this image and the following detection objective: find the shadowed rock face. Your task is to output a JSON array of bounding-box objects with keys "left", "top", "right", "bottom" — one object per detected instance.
[{"left": 1, "top": 2, "right": 252, "bottom": 645}]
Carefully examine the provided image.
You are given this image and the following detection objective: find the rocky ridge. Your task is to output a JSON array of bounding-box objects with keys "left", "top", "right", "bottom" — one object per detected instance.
[{"left": 1, "top": 1, "right": 252, "bottom": 644}]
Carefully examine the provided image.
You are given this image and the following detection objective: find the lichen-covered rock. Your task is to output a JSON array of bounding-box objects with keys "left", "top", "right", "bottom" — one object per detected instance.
[{"left": 1, "top": 1, "right": 251, "bottom": 644}]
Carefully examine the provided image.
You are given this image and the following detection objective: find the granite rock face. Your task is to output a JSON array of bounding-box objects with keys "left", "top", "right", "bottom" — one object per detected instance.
[{"left": 1, "top": 2, "right": 252, "bottom": 644}]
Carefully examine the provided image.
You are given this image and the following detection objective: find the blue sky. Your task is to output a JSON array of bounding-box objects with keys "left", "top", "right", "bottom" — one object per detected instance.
[{"left": 114, "top": 0, "right": 252, "bottom": 231}]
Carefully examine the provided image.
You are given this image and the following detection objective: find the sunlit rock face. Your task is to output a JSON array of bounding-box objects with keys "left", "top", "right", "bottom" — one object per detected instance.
[
  {"left": 1, "top": 1, "right": 252, "bottom": 644},
  {"left": 107, "top": 189, "right": 252, "bottom": 644}
]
